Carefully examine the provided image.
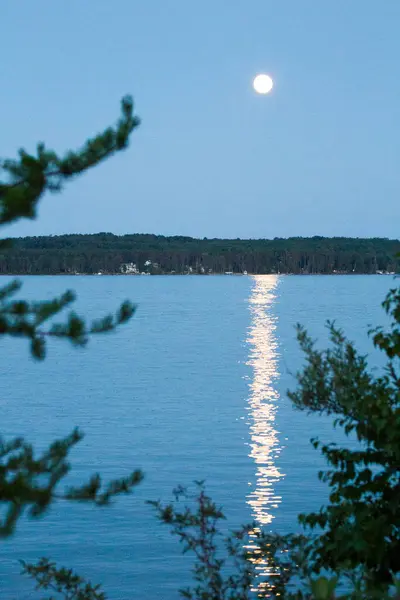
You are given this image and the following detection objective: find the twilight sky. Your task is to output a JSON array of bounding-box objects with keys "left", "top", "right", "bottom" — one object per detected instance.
[{"left": 1, "top": 0, "right": 400, "bottom": 239}]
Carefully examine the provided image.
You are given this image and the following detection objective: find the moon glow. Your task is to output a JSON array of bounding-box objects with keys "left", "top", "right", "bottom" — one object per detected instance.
[{"left": 253, "top": 74, "right": 274, "bottom": 95}]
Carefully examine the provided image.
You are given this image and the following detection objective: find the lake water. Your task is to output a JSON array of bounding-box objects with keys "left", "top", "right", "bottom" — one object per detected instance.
[{"left": 0, "top": 275, "right": 394, "bottom": 598}]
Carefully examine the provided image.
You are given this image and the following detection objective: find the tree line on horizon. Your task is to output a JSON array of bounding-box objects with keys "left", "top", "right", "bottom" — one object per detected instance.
[{"left": 0, "top": 233, "right": 399, "bottom": 275}]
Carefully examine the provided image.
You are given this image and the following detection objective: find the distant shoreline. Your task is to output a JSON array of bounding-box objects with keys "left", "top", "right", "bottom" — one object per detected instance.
[{"left": 1, "top": 233, "right": 399, "bottom": 276}]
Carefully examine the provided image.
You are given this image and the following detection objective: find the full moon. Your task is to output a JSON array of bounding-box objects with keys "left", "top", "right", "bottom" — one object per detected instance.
[{"left": 253, "top": 74, "right": 273, "bottom": 95}]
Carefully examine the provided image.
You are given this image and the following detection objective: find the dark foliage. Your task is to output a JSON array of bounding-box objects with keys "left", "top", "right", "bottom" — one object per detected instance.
[
  {"left": 150, "top": 481, "right": 400, "bottom": 599},
  {"left": 0, "top": 234, "right": 399, "bottom": 275},
  {"left": 21, "top": 558, "right": 107, "bottom": 599},
  {"left": 286, "top": 284, "right": 400, "bottom": 593}
]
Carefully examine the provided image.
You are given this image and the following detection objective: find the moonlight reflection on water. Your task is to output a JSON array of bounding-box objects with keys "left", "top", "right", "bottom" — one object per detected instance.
[{"left": 245, "top": 275, "right": 284, "bottom": 594}]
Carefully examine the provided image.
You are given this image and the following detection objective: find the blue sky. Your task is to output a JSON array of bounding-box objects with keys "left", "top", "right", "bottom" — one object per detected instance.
[{"left": 1, "top": 0, "right": 399, "bottom": 239}]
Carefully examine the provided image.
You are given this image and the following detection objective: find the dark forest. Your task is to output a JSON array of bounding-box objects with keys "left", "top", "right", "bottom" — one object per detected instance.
[{"left": 1, "top": 233, "right": 399, "bottom": 275}]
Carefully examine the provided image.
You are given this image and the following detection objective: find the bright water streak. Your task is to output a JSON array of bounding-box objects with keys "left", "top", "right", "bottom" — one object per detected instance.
[
  {"left": 246, "top": 275, "right": 283, "bottom": 595},
  {"left": 246, "top": 275, "right": 283, "bottom": 526}
]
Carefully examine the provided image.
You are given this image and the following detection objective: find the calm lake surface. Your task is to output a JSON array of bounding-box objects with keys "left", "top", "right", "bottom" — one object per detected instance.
[{"left": 0, "top": 275, "right": 394, "bottom": 598}]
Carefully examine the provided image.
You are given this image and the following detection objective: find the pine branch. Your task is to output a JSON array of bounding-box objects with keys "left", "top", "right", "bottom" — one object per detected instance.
[
  {"left": 20, "top": 558, "right": 107, "bottom": 600},
  {"left": 0, "top": 430, "right": 143, "bottom": 537},
  {"left": 0, "top": 280, "right": 136, "bottom": 359},
  {"left": 0, "top": 95, "right": 142, "bottom": 544},
  {"left": 0, "top": 96, "right": 140, "bottom": 227}
]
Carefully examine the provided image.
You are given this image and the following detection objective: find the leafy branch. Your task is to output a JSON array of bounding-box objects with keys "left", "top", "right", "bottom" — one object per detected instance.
[
  {"left": 0, "top": 428, "right": 143, "bottom": 537},
  {"left": 21, "top": 558, "right": 107, "bottom": 600},
  {"left": 0, "top": 278, "right": 135, "bottom": 359},
  {"left": 0, "top": 96, "right": 139, "bottom": 226}
]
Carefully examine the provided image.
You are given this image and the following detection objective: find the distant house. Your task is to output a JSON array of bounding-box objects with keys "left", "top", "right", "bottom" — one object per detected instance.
[{"left": 120, "top": 262, "right": 139, "bottom": 274}]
